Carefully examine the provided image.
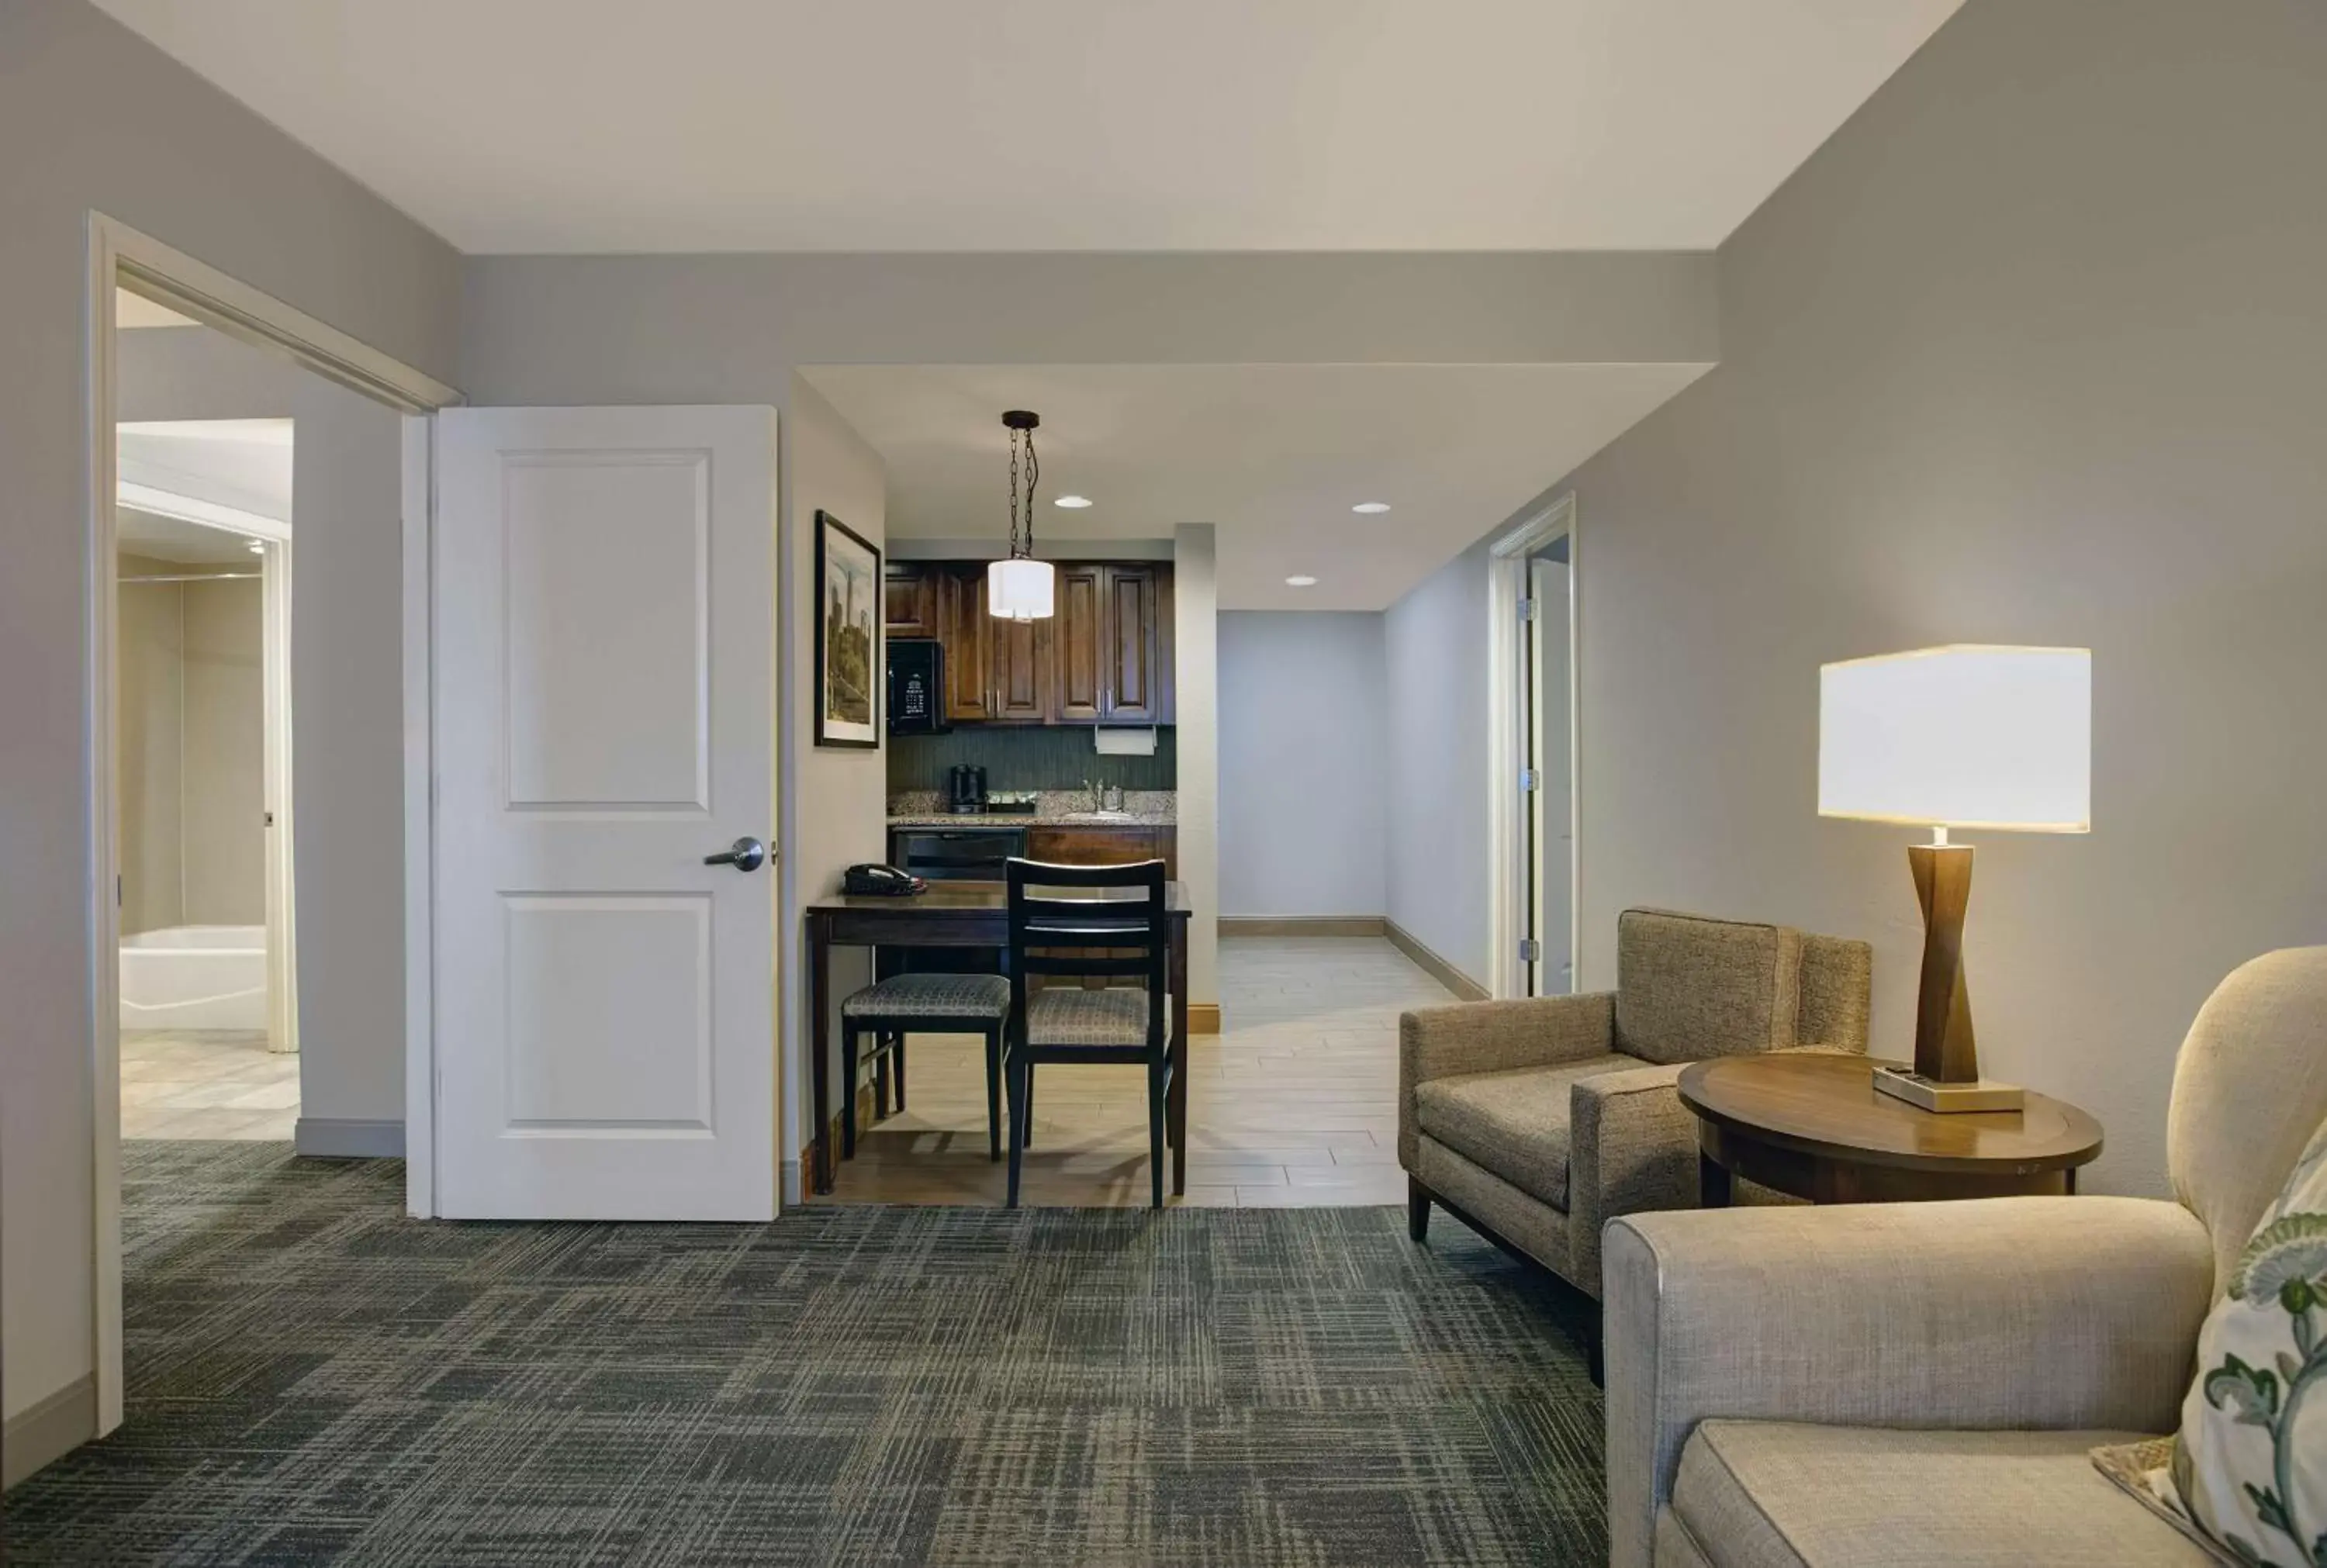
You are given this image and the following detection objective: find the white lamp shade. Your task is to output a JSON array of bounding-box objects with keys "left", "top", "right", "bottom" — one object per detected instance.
[
  {"left": 1819, "top": 645, "right": 2091, "bottom": 832},
  {"left": 987, "top": 556, "right": 1055, "bottom": 621}
]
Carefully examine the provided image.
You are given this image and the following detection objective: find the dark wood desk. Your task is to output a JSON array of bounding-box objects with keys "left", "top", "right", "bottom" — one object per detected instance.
[
  {"left": 803, "top": 882, "right": 1192, "bottom": 1197},
  {"left": 1677, "top": 1052, "right": 2104, "bottom": 1206}
]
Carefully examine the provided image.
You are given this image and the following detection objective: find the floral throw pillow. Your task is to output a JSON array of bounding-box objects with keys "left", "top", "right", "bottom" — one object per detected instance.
[{"left": 2173, "top": 1111, "right": 2327, "bottom": 1568}]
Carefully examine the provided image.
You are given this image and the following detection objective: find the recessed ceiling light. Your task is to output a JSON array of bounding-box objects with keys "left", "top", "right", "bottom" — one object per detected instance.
[
  {"left": 246, "top": 541, "right": 266, "bottom": 554},
  {"left": 1053, "top": 494, "right": 1093, "bottom": 509},
  {"left": 1285, "top": 575, "right": 1319, "bottom": 588},
  {"left": 1351, "top": 502, "right": 1391, "bottom": 514}
]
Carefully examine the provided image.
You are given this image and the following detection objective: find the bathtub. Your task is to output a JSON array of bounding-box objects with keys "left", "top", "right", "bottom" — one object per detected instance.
[{"left": 119, "top": 925, "right": 268, "bottom": 1031}]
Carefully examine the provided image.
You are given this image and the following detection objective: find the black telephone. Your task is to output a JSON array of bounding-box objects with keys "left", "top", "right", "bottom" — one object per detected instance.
[{"left": 843, "top": 863, "right": 925, "bottom": 897}]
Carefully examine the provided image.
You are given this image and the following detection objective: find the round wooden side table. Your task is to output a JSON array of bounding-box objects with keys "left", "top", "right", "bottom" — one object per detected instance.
[{"left": 1675, "top": 1052, "right": 2104, "bottom": 1207}]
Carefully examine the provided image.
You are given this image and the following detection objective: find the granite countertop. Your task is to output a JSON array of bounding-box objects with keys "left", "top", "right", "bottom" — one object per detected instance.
[{"left": 888, "top": 789, "right": 1175, "bottom": 828}]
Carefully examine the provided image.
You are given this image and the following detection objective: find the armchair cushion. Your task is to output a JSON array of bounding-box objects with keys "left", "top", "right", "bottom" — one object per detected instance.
[
  {"left": 1399, "top": 993, "right": 1613, "bottom": 1169},
  {"left": 1668, "top": 1421, "right": 2210, "bottom": 1568},
  {"left": 1412, "top": 1055, "right": 1637, "bottom": 1211},
  {"left": 1615, "top": 910, "right": 1804, "bottom": 1065},
  {"left": 1604, "top": 1197, "right": 2218, "bottom": 1568}
]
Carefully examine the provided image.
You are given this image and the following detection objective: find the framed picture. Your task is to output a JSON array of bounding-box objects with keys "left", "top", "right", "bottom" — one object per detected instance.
[{"left": 814, "top": 510, "right": 882, "bottom": 748}]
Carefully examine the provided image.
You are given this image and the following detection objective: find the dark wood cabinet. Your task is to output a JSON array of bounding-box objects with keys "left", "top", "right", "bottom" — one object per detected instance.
[
  {"left": 991, "top": 613, "right": 1049, "bottom": 722},
  {"left": 1052, "top": 565, "right": 1107, "bottom": 723},
  {"left": 1101, "top": 565, "right": 1166, "bottom": 724},
  {"left": 883, "top": 565, "right": 935, "bottom": 638},
  {"left": 1028, "top": 825, "right": 1177, "bottom": 879},
  {"left": 935, "top": 567, "right": 992, "bottom": 723},
  {"left": 891, "top": 558, "right": 1174, "bottom": 728}
]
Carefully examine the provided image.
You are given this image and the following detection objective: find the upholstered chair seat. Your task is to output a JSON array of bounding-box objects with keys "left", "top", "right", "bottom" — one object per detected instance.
[{"left": 1400, "top": 908, "right": 1874, "bottom": 1327}]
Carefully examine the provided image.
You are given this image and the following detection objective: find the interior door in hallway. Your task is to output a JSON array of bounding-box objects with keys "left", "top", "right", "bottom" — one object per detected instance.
[
  {"left": 1527, "top": 551, "right": 1574, "bottom": 996},
  {"left": 432, "top": 406, "right": 779, "bottom": 1219}
]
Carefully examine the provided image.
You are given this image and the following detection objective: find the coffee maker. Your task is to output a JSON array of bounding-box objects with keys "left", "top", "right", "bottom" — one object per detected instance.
[{"left": 946, "top": 764, "right": 988, "bottom": 814}]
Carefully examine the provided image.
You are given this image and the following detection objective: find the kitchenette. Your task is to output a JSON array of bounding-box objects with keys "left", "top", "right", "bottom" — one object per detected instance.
[{"left": 883, "top": 554, "right": 1177, "bottom": 879}]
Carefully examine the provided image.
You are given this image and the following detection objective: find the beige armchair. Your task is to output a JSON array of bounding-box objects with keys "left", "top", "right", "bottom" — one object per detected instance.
[
  {"left": 1399, "top": 909, "right": 1873, "bottom": 1353},
  {"left": 1606, "top": 945, "right": 2327, "bottom": 1568}
]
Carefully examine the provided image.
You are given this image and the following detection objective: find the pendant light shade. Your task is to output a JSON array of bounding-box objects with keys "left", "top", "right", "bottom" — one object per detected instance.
[
  {"left": 987, "top": 554, "right": 1055, "bottom": 622},
  {"left": 991, "top": 409, "right": 1055, "bottom": 620}
]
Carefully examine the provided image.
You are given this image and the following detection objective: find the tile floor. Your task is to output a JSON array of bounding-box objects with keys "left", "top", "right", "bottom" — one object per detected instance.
[
  {"left": 120, "top": 1031, "right": 299, "bottom": 1141},
  {"left": 827, "top": 934, "right": 1454, "bottom": 1207}
]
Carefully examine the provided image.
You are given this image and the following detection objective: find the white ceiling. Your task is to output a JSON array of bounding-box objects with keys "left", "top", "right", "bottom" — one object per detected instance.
[
  {"left": 116, "top": 289, "right": 199, "bottom": 329},
  {"left": 117, "top": 420, "right": 295, "bottom": 530},
  {"left": 804, "top": 363, "right": 1709, "bottom": 610},
  {"left": 118, "top": 507, "right": 268, "bottom": 565},
  {"left": 90, "top": 0, "right": 1961, "bottom": 254}
]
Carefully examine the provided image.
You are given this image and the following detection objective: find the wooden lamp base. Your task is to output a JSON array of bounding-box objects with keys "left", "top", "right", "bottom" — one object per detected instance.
[{"left": 1874, "top": 838, "right": 2025, "bottom": 1114}]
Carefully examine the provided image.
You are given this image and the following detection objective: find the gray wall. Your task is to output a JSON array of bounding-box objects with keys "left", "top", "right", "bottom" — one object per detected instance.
[
  {"left": 1383, "top": 538, "right": 1495, "bottom": 987},
  {"left": 1, "top": 0, "right": 459, "bottom": 1425},
  {"left": 782, "top": 376, "right": 888, "bottom": 1188},
  {"left": 1218, "top": 613, "right": 1388, "bottom": 919},
  {"left": 1535, "top": 0, "right": 2327, "bottom": 1195}
]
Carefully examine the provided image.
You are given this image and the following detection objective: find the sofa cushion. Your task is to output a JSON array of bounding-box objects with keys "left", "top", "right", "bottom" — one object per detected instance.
[
  {"left": 1412, "top": 1055, "right": 1634, "bottom": 1211},
  {"left": 1616, "top": 910, "right": 1804, "bottom": 1065},
  {"left": 1668, "top": 1421, "right": 2212, "bottom": 1568}
]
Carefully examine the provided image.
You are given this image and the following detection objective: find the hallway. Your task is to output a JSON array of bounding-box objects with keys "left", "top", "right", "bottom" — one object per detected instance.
[{"left": 825, "top": 935, "right": 1453, "bottom": 1207}]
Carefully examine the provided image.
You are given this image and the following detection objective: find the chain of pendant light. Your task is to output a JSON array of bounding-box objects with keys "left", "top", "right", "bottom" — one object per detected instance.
[{"left": 1007, "top": 421, "right": 1040, "bottom": 561}]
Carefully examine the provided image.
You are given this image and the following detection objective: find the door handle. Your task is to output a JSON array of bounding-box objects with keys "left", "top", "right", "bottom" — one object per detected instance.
[{"left": 704, "top": 836, "right": 768, "bottom": 872}]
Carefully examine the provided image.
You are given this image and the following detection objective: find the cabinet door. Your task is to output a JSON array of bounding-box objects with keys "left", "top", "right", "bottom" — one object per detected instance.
[
  {"left": 1052, "top": 565, "right": 1106, "bottom": 722},
  {"left": 883, "top": 565, "right": 934, "bottom": 638},
  {"left": 936, "top": 566, "right": 992, "bottom": 722},
  {"left": 1027, "top": 826, "right": 1160, "bottom": 865},
  {"left": 991, "top": 613, "right": 1051, "bottom": 722},
  {"left": 1101, "top": 565, "right": 1163, "bottom": 722}
]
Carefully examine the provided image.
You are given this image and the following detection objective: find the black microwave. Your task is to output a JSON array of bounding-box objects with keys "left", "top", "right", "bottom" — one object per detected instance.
[{"left": 887, "top": 638, "right": 946, "bottom": 735}]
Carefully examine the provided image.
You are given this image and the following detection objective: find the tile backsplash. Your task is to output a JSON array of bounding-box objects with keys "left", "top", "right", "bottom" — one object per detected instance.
[{"left": 887, "top": 725, "right": 1177, "bottom": 793}]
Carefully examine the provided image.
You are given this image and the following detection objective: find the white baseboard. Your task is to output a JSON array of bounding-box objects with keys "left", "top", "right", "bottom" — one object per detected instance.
[
  {"left": 1219, "top": 915, "right": 1387, "bottom": 938},
  {"left": 781, "top": 1158, "right": 804, "bottom": 1208},
  {"left": 1383, "top": 919, "right": 1492, "bottom": 1002},
  {"left": 294, "top": 1117, "right": 405, "bottom": 1159},
  {"left": 3, "top": 1374, "right": 95, "bottom": 1490}
]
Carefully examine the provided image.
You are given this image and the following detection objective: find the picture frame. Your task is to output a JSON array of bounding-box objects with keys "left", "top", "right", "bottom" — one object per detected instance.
[{"left": 814, "top": 509, "right": 882, "bottom": 748}]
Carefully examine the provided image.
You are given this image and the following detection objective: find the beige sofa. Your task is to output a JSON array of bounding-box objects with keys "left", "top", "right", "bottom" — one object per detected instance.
[
  {"left": 1399, "top": 910, "right": 1873, "bottom": 1343},
  {"left": 1606, "top": 945, "right": 2327, "bottom": 1568}
]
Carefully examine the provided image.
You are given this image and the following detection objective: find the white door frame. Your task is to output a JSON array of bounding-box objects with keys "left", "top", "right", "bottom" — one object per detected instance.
[
  {"left": 1485, "top": 493, "right": 1580, "bottom": 1000},
  {"left": 83, "top": 212, "right": 459, "bottom": 1434}
]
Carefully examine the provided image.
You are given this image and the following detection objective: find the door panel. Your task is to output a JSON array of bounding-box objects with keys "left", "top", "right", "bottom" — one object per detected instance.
[
  {"left": 1103, "top": 565, "right": 1160, "bottom": 722},
  {"left": 937, "top": 566, "right": 991, "bottom": 721},
  {"left": 1053, "top": 565, "right": 1105, "bottom": 722},
  {"left": 992, "top": 614, "right": 1051, "bottom": 721},
  {"left": 883, "top": 564, "right": 934, "bottom": 638},
  {"left": 434, "top": 406, "right": 778, "bottom": 1220},
  {"left": 501, "top": 454, "right": 710, "bottom": 808}
]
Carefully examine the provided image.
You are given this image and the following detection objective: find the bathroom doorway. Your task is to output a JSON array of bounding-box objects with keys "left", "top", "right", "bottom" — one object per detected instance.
[{"left": 112, "top": 393, "right": 299, "bottom": 1139}]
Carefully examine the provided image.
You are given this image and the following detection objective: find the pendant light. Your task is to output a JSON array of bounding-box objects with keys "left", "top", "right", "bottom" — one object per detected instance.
[{"left": 987, "top": 409, "right": 1055, "bottom": 621}]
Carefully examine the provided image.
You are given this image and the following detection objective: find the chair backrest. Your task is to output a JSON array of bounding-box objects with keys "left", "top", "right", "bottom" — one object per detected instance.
[
  {"left": 1613, "top": 908, "right": 1872, "bottom": 1065},
  {"left": 2166, "top": 946, "right": 2327, "bottom": 1297},
  {"left": 1004, "top": 858, "right": 1170, "bottom": 1031}
]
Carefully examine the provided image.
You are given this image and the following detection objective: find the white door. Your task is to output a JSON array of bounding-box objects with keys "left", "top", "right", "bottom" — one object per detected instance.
[
  {"left": 433, "top": 406, "right": 779, "bottom": 1220},
  {"left": 1529, "top": 555, "right": 1574, "bottom": 996}
]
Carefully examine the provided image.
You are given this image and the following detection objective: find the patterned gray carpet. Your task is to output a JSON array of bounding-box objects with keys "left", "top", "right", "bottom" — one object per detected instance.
[{"left": 5, "top": 1142, "right": 1606, "bottom": 1566}]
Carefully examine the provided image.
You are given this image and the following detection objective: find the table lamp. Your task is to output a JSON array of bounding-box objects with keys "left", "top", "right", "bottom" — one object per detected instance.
[{"left": 1818, "top": 645, "right": 2091, "bottom": 1113}]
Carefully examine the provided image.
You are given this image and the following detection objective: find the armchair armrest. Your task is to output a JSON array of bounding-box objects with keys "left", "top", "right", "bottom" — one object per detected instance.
[
  {"left": 1399, "top": 995, "right": 1615, "bottom": 1169},
  {"left": 1602, "top": 1197, "right": 2215, "bottom": 1568},
  {"left": 1565, "top": 1062, "right": 1697, "bottom": 1300}
]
